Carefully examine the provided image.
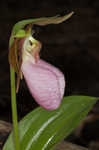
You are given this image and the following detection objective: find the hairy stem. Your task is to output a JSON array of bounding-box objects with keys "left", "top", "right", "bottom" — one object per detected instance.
[{"left": 10, "top": 67, "right": 20, "bottom": 150}]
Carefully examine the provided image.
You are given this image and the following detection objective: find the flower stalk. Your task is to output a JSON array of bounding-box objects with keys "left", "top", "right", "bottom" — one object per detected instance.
[
  {"left": 8, "top": 12, "right": 74, "bottom": 150},
  {"left": 10, "top": 67, "right": 20, "bottom": 150}
]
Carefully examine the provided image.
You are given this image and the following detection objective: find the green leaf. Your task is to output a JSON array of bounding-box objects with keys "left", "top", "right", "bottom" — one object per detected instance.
[
  {"left": 3, "top": 96, "right": 96, "bottom": 150},
  {"left": 9, "top": 11, "right": 74, "bottom": 47}
]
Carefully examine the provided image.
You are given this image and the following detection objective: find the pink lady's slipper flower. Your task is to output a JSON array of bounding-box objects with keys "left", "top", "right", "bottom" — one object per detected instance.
[
  {"left": 20, "top": 35, "right": 65, "bottom": 110},
  {"left": 9, "top": 13, "right": 74, "bottom": 110}
]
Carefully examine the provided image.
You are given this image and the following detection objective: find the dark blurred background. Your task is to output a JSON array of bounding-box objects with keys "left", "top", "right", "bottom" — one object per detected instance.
[{"left": 0, "top": 0, "right": 99, "bottom": 149}]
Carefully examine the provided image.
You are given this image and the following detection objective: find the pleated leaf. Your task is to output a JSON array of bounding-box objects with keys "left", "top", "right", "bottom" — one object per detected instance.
[{"left": 3, "top": 96, "right": 97, "bottom": 150}]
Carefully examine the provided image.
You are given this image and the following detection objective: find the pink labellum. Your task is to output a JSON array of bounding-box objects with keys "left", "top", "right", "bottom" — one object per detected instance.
[{"left": 21, "top": 59, "right": 65, "bottom": 110}]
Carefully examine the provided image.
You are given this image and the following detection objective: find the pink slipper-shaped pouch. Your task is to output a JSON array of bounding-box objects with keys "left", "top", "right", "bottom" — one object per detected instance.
[{"left": 21, "top": 58, "right": 65, "bottom": 110}]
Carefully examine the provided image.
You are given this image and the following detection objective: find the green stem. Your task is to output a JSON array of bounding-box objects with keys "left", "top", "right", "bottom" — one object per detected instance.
[{"left": 10, "top": 67, "right": 20, "bottom": 150}]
